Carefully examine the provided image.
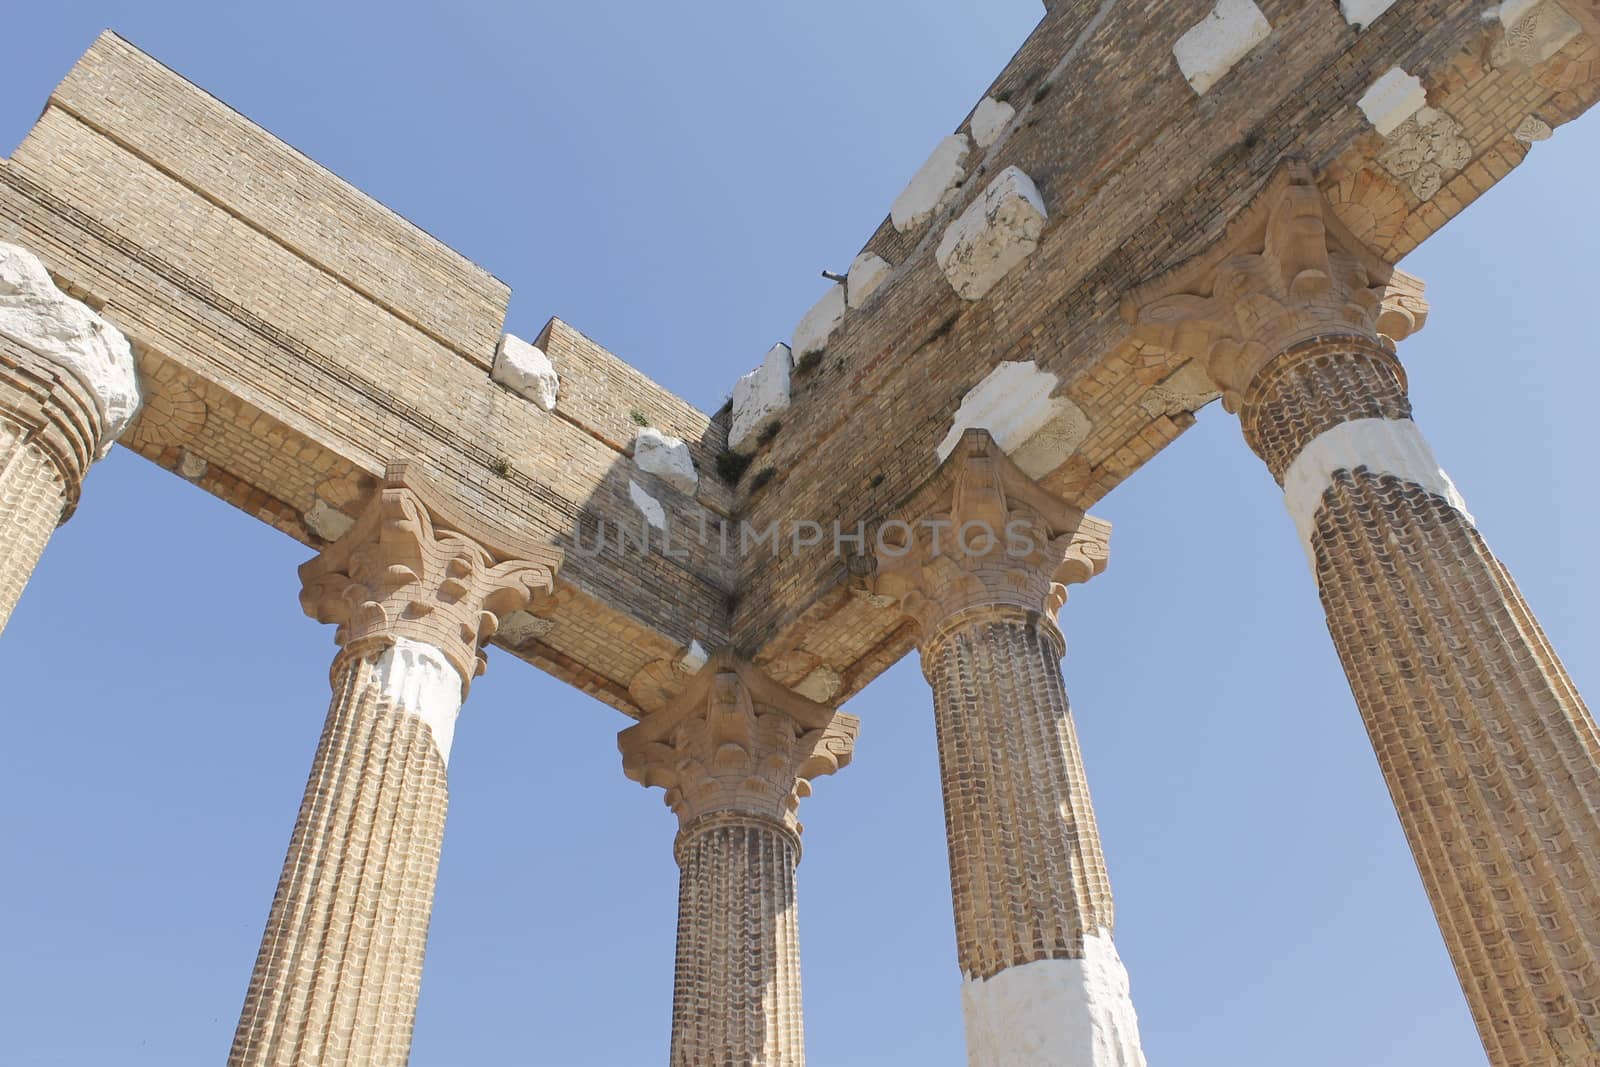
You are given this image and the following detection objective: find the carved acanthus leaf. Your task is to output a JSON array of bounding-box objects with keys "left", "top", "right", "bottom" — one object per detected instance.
[
  {"left": 1122, "top": 163, "right": 1428, "bottom": 410},
  {"left": 299, "top": 461, "right": 562, "bottom": 691},
  {"left": 870, "top": 430, "right": 1110, "bottom": 639},
  {"left": 618, "top": 652, "right": 859, "bottom": 832}
]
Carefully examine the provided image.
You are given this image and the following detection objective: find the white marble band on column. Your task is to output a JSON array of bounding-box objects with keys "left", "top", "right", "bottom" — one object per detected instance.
[
  {"left": 371, "top": 636, "right": 464, "bottom": 764},
  {"left": 1281, "top": 416, "right": 1473, "bottom": 572},
  {"left": 960, "top": 933, "right": 1146, "bottom": 1067}
]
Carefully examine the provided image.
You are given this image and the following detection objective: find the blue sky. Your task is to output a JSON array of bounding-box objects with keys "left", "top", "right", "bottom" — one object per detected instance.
[{"left": 1, "top": 3, "right": 1596, "bottom": 1064}]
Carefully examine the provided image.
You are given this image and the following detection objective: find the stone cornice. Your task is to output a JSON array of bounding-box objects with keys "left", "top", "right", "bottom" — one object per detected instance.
[
  {"left": 868, "top": 430, "right": 1110, "bottom": 648},
  {"left": 618, "top": 651, "right": 859, "bottom": 837},
  {"left": 1121, "top": 163, "right": 1429, "bottom": 411},
  {"left": 299, "top": 460, "right": 563, "bottom": 693}
]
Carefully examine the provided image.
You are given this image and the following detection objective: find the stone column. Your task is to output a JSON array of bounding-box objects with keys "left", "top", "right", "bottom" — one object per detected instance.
[
  {"left": 620, "top": 654, "right": 858, "bottom": 1067},
  {"left": 1128, "top": 164, "right": 1600, "bottom": 1066},
  {"left": 872, "top": 430, "right": 1145, "bottom": 1067},
  {"left": 0, "top": 242, "right": 139, "bottom": 632},
  {"left": 229, "top": 462, "right": 560, "bottom": 1067}
]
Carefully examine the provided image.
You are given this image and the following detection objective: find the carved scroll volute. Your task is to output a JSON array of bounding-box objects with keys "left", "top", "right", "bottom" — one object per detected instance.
[
  {"left": 1123, "top": 163, "right": 1430, "bottom": 410},
  {"left": 298, "top": 461, "right": 562, "bottom": 693},
  {"left": 619, "top": 655, "right": 860, "bottom": 833},
  {"left": 869, "top": 430, "right": 1111, "bottom": 640}
]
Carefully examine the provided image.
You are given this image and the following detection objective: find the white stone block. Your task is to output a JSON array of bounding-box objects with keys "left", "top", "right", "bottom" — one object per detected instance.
[
  {"left": 846, "top": 252, "right": 892, "bottom": 309},
  {"left": 962, "top": 934, "right": 1147, "bottom": 1067},
  {"left": 633, "top": 427, "right": 699, "bottom": 495},
  {"left": 729, "top": 343, "right": 793, "bottom": 455},
  {"left": 971, "top": 97, "right": 1016, "bottom": 148},
  {"left": 937, "top": 360, "right": 1090, "bottom": 478},
  {"left": 935, "top": 166, "right": 1048, "bottom": 301},
  {"left": 890, "top": 134, "right": 971, "bottom": 232},
  {"left": 0, "top": 241, "right": 140, "bottom": 451},
  {"left": 1173, "top": 0, "right": 1272, "bottom": 96},
  {"left": 628, "top": 479, "right": 667, "bottom": 531},
  {"left": 491, "top": 333, "right": 559, "bottom": 411},
  {"left": 1339, "top": 0, "right": 1398, "bottom": 30},
  {"left": 792, "top": 284, "right": 846, "bottom": 357},
  {"left": 1357, "top": 67, "right": 1427, "bottom": 136},
  {"left": 679, "top": 640, "right": 709, "bottom": 674}
]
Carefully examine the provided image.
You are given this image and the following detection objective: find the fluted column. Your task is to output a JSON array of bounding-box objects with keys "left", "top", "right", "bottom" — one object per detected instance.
[
  {"left": 620, "top": 654, "right": 858, "bottom": 1067},
  {"left": 0, "top": 242, "right": 139, "bottom": 632},
  {"left": 873, "top": 431, "right": 1144, "bottom": 1067},
  {"left": 1129, "top": 163, "right": 1600, "bottom": 1066},
  {"left": 230, "top": 462, "right": 560, "bottom": 1067}
]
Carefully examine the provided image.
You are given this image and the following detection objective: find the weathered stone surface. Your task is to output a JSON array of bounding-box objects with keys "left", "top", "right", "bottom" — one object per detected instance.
[
  {"left": 1378, "top": 107, "right": 1472, "bottom": 201},
  {"left": 1173, "top": 0, "right": 1272, "bottom": 96},
  {"left": 792, "top": 283, "right": 846, "bottom": 357},
  {"left": 890, "top": 134, "right": 970, "bottom": 232},
  {"left": 633, "top": 426, "right": 698, "bottom": 495},
  {"left": 936, "top": 361, "right": 1092, "bottom": 480},
  {"left": 0, "top": 240, "right": 139, "bottom": 447},
  {"left": 935, "top": 167, "right": 1047, "bottom": 301},
  {"left": 729, "top": 343, "right": 792, "bottom": 454},
  {"left": 794, "top": 666, "right": 843, "bottom": 703},
  {"left": 970, "top": 96, "right": 1015, "bottom": 148},
  {"left": 490, "top": 332, "right": 559, "bottom": 410},
  {"left": 1357, "top": 67, "right": 1426, "bottom": 136},
  {"left": 1492, "top": 0, "right": 1580, "bottom": 67},
  {"left": 846, "top": 251, "right": 891, "bottom": 309},
  {"left": 304, "top": 498, "right": 354, "bottom": 542},
  {"left": 1514, "top": 115, "right": 1554, "bottom": 142}
]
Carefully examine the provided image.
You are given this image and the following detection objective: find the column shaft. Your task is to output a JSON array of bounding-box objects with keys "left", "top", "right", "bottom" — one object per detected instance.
[
  {"left": 620, "top": 657, "right": 856, "bottom": 1067},
  {"left": 0, "top": 407, "right": 70, "bottom": 631},
  {"left": 229, "top": 643, "right": 454, "bottom": 1067},
  {"left": 671, "top": 814, "right": 803, "bottom": 1067},
  {"left": 924, "top": 608, "right": 1142, "bottom": 1067},
  {"left": 1242, "top": 337, "right": 1600, "bottom": 1065}
]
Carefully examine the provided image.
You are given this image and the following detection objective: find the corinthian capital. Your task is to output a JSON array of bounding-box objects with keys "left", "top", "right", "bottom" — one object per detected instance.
[
  {"left": 1122, "top": 163, "right": 1428, "bottom": 409},
  {"left": 870, "top": 429, "right": 1110, "bottom": 642},
  {"left": 618, "top": 652, "right": 859, "bottom": 835},
  {"left": 298, "top": 461, "right": 562, "bottom": 692}
]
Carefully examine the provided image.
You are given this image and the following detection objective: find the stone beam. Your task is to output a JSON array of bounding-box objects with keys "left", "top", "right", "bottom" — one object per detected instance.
[
  {"left": 726, "top": 0, "right": 1600, "bottom": 704},
  {"left": 0, "top": 32, "right": 738, "bottom": 718}
]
